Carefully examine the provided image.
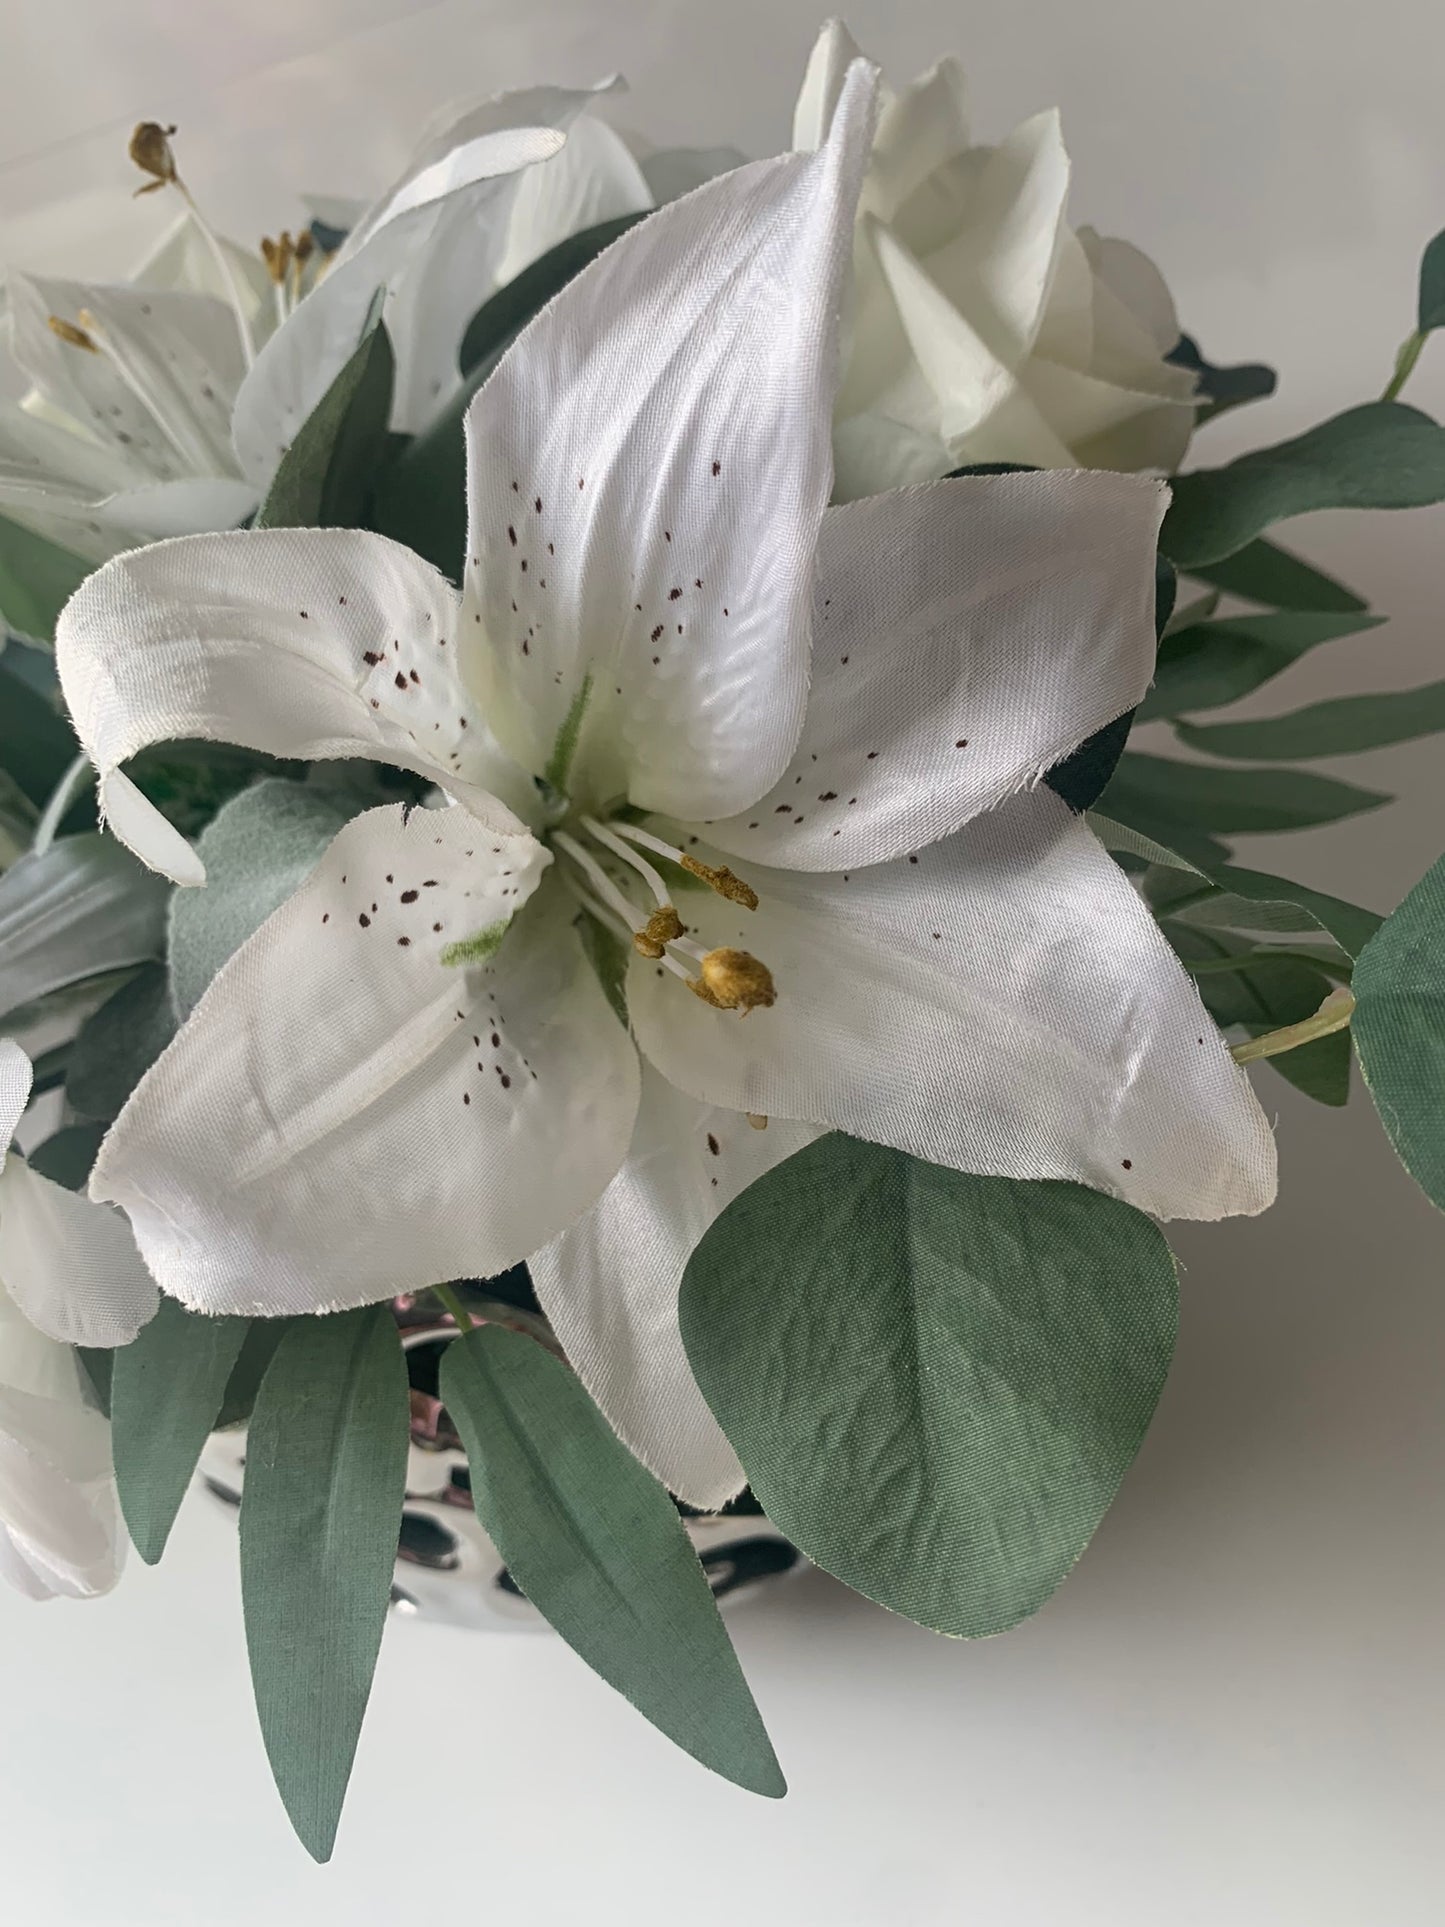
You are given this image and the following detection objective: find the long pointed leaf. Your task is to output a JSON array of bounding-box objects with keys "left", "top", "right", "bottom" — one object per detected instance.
[{"left": 1176, "top": 680, "right": 1445, "bottom": 760}]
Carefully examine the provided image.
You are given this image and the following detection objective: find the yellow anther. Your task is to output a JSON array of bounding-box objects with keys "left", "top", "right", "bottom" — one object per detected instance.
[
  {"left": 260, "top": 233, "right": 293, "bottom": 284},
  {"left": 680, "top": 854, "right": 759, "bottom": 910},
  {"left": 644, "top": 905, "right": 684, "bottom": 946},
  {"left": 129, "top": 121, "right": 179, "bottom": 195},
  {"left": 47, "top": 315, "right": 98, "bottom": 352},
  {"left": 632, "top": 932, "right": 666, "bottom": 960},
  {"left": 689, "top": 947, "right": 776, "bottom": 1015},
  {"left": 293, "top": 229, "right": 315, "bottom": 265}
]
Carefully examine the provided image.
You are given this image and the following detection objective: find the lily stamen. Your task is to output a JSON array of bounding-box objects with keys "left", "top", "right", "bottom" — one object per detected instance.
[
  {"left": 606, "top": 818, "right": 760, "bottom": 910},
  {"left": 128, "top": 120, "right": 256, "bottom": 369},
  {"left": 689, "top": 947, "right": 777, "bottom": 1014},
  {"left": 580, "top": 814, "right": 675, "bottom": 909}
]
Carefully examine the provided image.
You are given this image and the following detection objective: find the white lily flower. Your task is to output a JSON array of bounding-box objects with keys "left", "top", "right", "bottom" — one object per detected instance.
[
  {"left": 796, "top": 20, "right": 1200, "bottom": 498},
  {"left": 0, "top": 1040, "right": 156, "bottom": 1600},
  {"left": 0, "top": 86, "right": 648, "bottom": 622},
  {"left": 55, "top": 59, "right": 1274, "bottom": 1508}
]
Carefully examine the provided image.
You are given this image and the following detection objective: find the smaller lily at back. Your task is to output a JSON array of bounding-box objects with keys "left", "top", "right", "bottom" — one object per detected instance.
[{"left": 56, "top": 58, "right": 1274, "bottom": 1508}]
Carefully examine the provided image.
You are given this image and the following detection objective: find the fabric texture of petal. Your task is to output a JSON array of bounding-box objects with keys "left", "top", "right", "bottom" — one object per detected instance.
[
  {"left": 530, "top": 1069, "right": 817, "bottom": 1508},
  {"left": 705, "top": 470, "right": 1167, "bottom": 870},
  {"left": 631, "top": 789, "right": 1277, "bottom": 1222},
  {"left": 90, "top": 804, "right": 640, "bottom": 1314},
  {"left": 0, "top": 1158, "right": 158, "bottom": 1348}
]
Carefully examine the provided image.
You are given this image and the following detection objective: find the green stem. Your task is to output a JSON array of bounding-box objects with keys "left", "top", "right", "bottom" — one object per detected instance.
[
  {"left": 1230, "top": 988, "right": 1355, "bottom": 1064},
  {"left": 1382, "top": 330, "right": 1426, "bottom": 402},
  {"left": 432, "top": 1283, "right": 476, "bottom": 1332}
]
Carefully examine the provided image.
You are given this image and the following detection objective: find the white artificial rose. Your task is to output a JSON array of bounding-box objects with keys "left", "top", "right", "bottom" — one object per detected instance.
[{"left": 795, "top": 20, "right": 1200, "bottom": 499}]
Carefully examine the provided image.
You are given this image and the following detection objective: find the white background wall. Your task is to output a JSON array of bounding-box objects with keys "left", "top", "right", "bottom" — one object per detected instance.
[{"left": 2, "top": 3, "right": 1445, "bottom": 1921}]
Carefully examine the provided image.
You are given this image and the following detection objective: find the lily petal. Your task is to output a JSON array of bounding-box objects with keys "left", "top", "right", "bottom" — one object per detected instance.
[
  {"left": 631, "top": 788, "right": 1277, "bottom": 1222},
  {"left": 0, "top": 835, "right": 169, "bottom": 1023},
  {"left": 530, "top": 1068, "right": 817, "bottom": 1508},
  {"left": 0, "top": 1157, "right": 158, "bottom": 1348},
  {"left": 0, "top": 1374, "right": 119, "bottom": 1601},
  {"left": 233, "top": 111, "right": 569, "bottom": 478},
  {"left": 90, "top": 804, "right": 640, "bottom": 1314},
  {"left": 461, "top": 58, "right": 879, "bottom": 820},
  {"left": 1, "top": 1039, "right": 32, "bottom": 1149},
  {"left": 55, "top": 527, "right": 535, "bottom": 882},
  {"left": 706, "top": 470, "right": 1166, "bottom": 870}
]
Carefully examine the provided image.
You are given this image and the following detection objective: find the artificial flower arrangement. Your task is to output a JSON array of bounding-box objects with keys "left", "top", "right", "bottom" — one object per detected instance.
[{"left": 2, "top": 15, "right": 1445, "bottom": 1861}]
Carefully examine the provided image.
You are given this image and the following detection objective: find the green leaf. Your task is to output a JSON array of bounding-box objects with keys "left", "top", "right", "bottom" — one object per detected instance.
[
  {"left": 1099, "top": 751, "right": 1388, "bottom": 839},
  {"left": 679, "top": 1139, "right": 1177, "bottom": 1637},
  {"left": 1161, "top": 926, "right": 1349, "bottom": 1105},
  {"left": 1137, "top": 610, "right": 1385, "bottom": 721},
  {"left": 1175, "top": 680, "right": 1445, "bottom": 761},
  {"left": 458, "top": 212, "right": 649, "bottom": 377},
  {"left": 111, "top": 1298, "right": 253, "bottom": 1562},
  {"left": 1044, "top": 554, "right": 1175, "bottom": 812},
  {"left": 215, "top": 1320, "right": 295, "bottom": 1429},
  {"left": 1352, "top": 848, "right": 1445, "bottom": 1209},
  {"left": 441, "top": 1325, "right": 783, "bottom": 1796},
  {"left": 1418, "top": 228, "right": 1445, "bottom": 333},
  {"left": 65, "top": 963, "right": 178, "bottom": 1121},
  {"left": 256, "top": 312, "right": 395, "bottom": 530},
  {"left": 1187, "top": 537, "right": 1367, "bottom": 614},
  {"left": 25, "top": 1121, "right": 107, "bottom": 1190},
  {"left": 169, "top": 778, "right": 357, "bottom": 1017},
  {"left": 240, "top": 1307, "right": 409, "bottom": 1862},
  {"left": 0, "top": 648, "right": 89, "bottom": 813},
  {"left": 0, "top": 512, "right": 91, "bottom": 643},
  {"left": 1166, "top": 333, "right": 1277, "bottom": 424},
  {"left": 1268, "top": 1024, "right": 1353, "bottom": 1105},
  {"left": 1162, "top": 401, "right": 1445, "bottom": 567},
  {"left": 372, "top": 213, "right": 649, "bottom": 577}
]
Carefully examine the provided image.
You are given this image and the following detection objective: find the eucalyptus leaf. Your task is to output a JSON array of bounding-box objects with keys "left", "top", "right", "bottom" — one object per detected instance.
[
  {"left": 1166, "top": 333, "right": 1277, "bottom": 424},
  {"left": 65, "top": 962, "right": 177, "bottom": 1120},
  {"left": 457, "top": 212, "right": 649, "bottom": 377},
  {"left": 1162, "top": 401, "right": 1445, "bottom": 567},
  {"left": 111, "top": 1297, "right": 252, "bottom": 1563},
  {"left": 1164, "top": 925, "right": 1347, "bottom": 1103},
  {"left": 1353, "top": 848, "right": 1445, "bottom": 1210},
  {"left": 1099, "top": 751, "right": 1388, "bottom": 839},
  {"left": 441, "top": 1324, "right": 783, "bottom": 1797},
  {"left": 256, "top": 311, "right": 395, "bottom": 531},
  {"left": 1187, "top": 537, "right": 1367, "bottom": 614},
  {"left": 1418, "top": 228, "right": 1445, "bottom": 333},
  {"left": 1137, "top": 610, "right": 1385, "bottom": 721},
  {"left": 0, "top": 833, "right": 169, "bottom": 1021},
  {"left": 169, "top": 779, "right": 358, "bottom": 1018},
  {"left": 680, "top": 1139, "right": 1178, "bottom": 1638},
  {"left": 1176, "top": 680, "right": 1445, "bottom": 761},
  {"left": 0, "top": 512, "right": 91, "bottom": 643},
  {"left": 241, "top": 1306, "right": 409, "bottom": 1862}
]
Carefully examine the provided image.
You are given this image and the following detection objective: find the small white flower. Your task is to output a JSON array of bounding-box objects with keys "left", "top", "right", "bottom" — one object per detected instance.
[
  {"left": 796, "top": 20, "right": 1200, "bottom": 498},
  {"left": 0, "top": 1041, "right": 157, "bottom": 1600},
  {"left": 56, "top": 61, "right": 1274, "bottom": 1508},
  {"left": 0, "top": 85, "right": 650, "bottom": 622}
]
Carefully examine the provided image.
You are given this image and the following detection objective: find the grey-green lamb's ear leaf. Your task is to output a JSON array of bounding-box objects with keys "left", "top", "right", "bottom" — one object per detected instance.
[
  {"left": 1137, "top": 609, "right": 1385, "bottom": 721},
  {"left": 440, "top": 1324, "right": 784, "bottom": 1799},
  {"left": 1187, "top": 537, "right": 1368, "bottom": 614},
  {"left": 1098, "top": 751, "right": 1389, "bottom": 841},
  {"left": 1352, "top": 847, "right": 1445, "bottom": 1211},
  {"left": 680, "top": 1140, "right": 1177, "bottom": 1637},
  {"left": 65, "top": 962, "right": 178, "bottom": 1121},
  {"left": 1162, "top": 402, "right": 1445, "bottom": 568},
  {"left": 241, "top": 1306, "right": 409, "bottom": 1864},
  {"left": 169, "top": 779, "right": 358, "bottom": 1018},
  {"left": 0, "top": 833, "right": 169, "bottom": 1022},
  {"left": 1165, "top": 333, "right": 1277, "bottom": 424},
  {"left": 1175, "top": 681, "right": 1445, "bottom": 761},
  {"left": 111, "top": 1297, "right": 253, "bottom": 1563},
  {"left": 256, "top": 307, "right": 395, "bottom": 531},
  {"left": 0, "top": 512, "right": 92, "bottom": 644},
  {"left": 1417, "top": 228, "right": 1445, "bottom": 333}
]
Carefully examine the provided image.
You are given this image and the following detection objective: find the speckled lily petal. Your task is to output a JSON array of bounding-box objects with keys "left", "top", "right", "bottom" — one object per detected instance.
[
  {"left": 55, "top": 527, "right": 536, "bottom": 882},
  {"left": 631, "top": 788, "right": 1277, "bottom": 1223},
  {"left": 460, "top": 59, "right": 879, "bottom": 821},
  {"left": 90, "top": 803, "right": 640, "bottom": 1315},
  {"left": 0, "top": 1158, "right": 157, "bottom": 1349},
  {"left": 705, "top": 470, "right": 1166, "bottom": 871}
]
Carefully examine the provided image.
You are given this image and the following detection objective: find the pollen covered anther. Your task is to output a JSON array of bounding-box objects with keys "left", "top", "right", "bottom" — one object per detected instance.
[
  {"left": 689, "top": 947, "right": 776, "bottom": 1014},
  {"left": 129, "top": 121, "right": 179, "bottom": 194},
  {"left": 679, "top": 855, "right": 760, "bottom": 910},
  {"left": 47, "top": 315, "right": 98, "bottom": 352}
]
